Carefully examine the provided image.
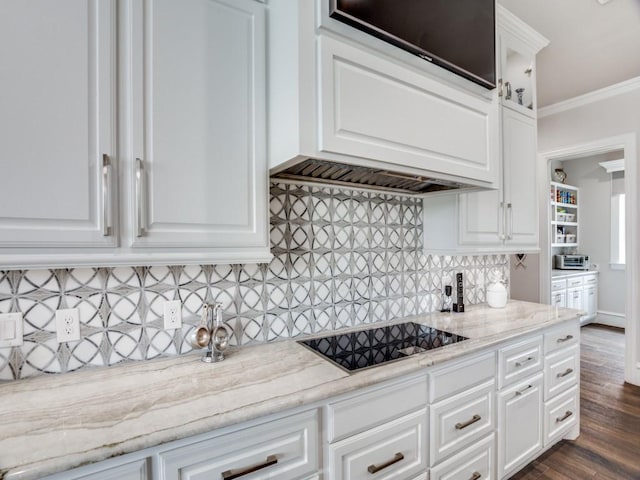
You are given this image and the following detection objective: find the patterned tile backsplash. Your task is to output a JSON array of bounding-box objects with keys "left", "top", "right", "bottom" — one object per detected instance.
[{"left": 0, "top": 183, "right": 508, "bottom": 381}]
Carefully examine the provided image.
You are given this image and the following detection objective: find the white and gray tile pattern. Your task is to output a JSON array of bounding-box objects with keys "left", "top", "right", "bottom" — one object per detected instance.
[{"left": 0, "top": 183, "right": 508, "bottom": 381}]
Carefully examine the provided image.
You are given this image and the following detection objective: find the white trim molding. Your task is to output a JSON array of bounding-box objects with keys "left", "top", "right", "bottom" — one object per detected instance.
[
  {"left": 539, "top": 133, "right": 639, "bottom": 386},
  {"left": 595, "top": 310, "right": 626, "bottom": 329},
  {"left": 599, "top": 159, "right": 625, "bottom": 173},
  {"left": 538, "top": 76, "right": 640, "bottom": 118}
]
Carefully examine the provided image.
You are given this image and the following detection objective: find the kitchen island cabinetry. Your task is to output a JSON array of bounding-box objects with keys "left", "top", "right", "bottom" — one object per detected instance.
[
  {"left": 16, "top": 303, "right": 580, "bottom": 480},
  {"left": 0, "top": 0, "right": 270, "bottom": 269}
]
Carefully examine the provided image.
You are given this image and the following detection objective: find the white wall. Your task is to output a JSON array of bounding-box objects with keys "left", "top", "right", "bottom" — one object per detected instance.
[
  {"left": 537, "top": 85, "right": 640, "bottom": 385},
  {"left": 561, "top": 154, "right": 625, "bottom": 319},
  {"left": 510, "top": 253, "right": 540, "bottom": 302}
]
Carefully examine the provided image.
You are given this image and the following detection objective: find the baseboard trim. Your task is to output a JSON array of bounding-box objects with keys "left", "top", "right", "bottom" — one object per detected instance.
[{"left": 595, "top": 310, "right": 626, "bottom": 329}]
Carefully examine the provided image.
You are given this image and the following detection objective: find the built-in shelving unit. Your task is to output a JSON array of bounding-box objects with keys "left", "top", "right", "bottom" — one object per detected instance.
[{"left": 550, "top": 182, "right": 578, "bottom": 248}]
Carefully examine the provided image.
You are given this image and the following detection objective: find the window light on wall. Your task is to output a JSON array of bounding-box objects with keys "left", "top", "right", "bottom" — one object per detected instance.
[{"left": 599, "top": 159, "right": 625, "bottom": 268}]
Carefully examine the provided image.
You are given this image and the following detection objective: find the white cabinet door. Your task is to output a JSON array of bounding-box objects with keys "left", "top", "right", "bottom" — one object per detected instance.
[
  {"left": 125, "top": 0, "right": 269, "bottom": 252},
  {"left": 502, "top": 108, "right": 538, "bottom": 248},
  {"left": 583, "top": 285, "right": 597, "bottom": 319},
  {"left": 551, "top": 291, "right": 567, "bottom": 308},
  {"left": 566, "top": 287, "right": 583, "bottom": 310},
  {"left": 497, "top": 373, "right": 543, "bottom": 479},
  {"left": 458, "top": 109, "right": 537, "bottom": 250},
  {"left": 0, "top": 0, "right": 116, "bottom": 248}
]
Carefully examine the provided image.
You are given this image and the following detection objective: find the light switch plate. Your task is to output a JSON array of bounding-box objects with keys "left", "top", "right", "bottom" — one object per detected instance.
[{"left": 0, "top": 312, "right": 23, "bottom": 347}]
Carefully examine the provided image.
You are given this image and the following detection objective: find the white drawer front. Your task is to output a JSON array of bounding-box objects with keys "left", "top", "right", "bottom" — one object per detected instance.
[
  {"left": 583, "top": 275, "right": 597, "bottom": 285},
  {"left": 498, "top": 336, "right": 543, "bottom": 389},
  {"left": 567, "top": 276, "right": 584, "bottom": 288},
  {"left": 159, "top": 410, "right": 319, "bottom": 480},
  {"left": 544, "top": 322, "right": 580, "bottom": 355},
  {"left": 551, "top": 279, "right": 567, "bottom": 292},
  {"left": 430, "top": 381, "right": 494, "bottom": 466},
  {"left": 328, "top": 374, "right": 427, "bottom": 443},
  {"left": 544, "top": 345, "right": 579, "bottom": 400},
  {"left": 429, "top": 434, "right": 495, "bottom": 480},
  {"left": 329, "top": 409, "right": 427, "bottom": 480},
  {"left": 429, "top": 352, "right": 496, "bottom": 403},
  {"left": 544, "top": 385, "right": 579, "bottom": 447}
]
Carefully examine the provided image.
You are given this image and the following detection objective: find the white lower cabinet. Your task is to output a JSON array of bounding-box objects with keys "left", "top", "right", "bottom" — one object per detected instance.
[
  {"left": 430, "top": 381, "right": 494, "bottom": 465},
  {"left": 429, "top": 434, "right": 495, "bottom": 480},
  {"left": 158, "top": 409, "right": 319, "bottom": 480},
  {"left": 328, "top": 409, "right": 428, "bottom": 480},
  {"left": 42, "top": 320, "right": 581, "bottom": 480},
  {"left": 544, "top": 385, "right": 579, "bottom": 447},
  {"left": 497, "top": 373, "right": 544, "bottom": 479}
]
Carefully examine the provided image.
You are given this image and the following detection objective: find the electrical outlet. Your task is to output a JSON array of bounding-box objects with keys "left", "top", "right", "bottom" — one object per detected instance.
[
  {"left": 0, "top": 312, "right": 23, "bottom": 347},
  {"left": 55, "top": 308, "right": 81, "bottom": 343},
  {"left": 164, "top": 300, "right": 182, "bottom": 330}
]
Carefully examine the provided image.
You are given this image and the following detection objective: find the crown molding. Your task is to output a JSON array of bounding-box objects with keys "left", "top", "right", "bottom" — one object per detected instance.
[
  {"left": 497, "top": 5, "right": 550, "bottom": 54},
  {"left": 538, "top": 76, "right": 640, "bottom": 118}
]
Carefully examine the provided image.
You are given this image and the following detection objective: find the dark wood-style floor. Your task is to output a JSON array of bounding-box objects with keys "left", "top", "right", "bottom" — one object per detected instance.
[{"left": 510, "top": 324, "right": 640, "bottom": 480}]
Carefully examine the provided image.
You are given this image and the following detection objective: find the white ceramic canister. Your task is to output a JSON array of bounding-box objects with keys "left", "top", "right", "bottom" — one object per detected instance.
[{"left": 486, "top": 281, "right": 508, "bottom": 308}]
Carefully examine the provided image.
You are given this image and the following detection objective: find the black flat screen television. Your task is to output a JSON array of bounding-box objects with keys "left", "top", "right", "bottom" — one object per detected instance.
[{"left": 329, "top": 0, "right": 496, "bottom": 89}]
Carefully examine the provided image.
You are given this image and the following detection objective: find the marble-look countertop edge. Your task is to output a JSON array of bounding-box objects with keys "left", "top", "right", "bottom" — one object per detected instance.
[{"left": 0, "top": 301, "right": 582, "bottom": 480}]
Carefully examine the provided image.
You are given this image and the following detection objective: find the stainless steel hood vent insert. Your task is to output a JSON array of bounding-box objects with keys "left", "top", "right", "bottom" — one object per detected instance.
[{"left": 271, "top": 158, "right": 468, "bottom": 195}]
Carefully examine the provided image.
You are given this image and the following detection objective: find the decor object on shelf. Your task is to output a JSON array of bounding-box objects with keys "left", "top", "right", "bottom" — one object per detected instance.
[
  {"left": 515, "top": 88, "right": 525, "bottom": 105},
  {"left": 553, "top": 168, "right": 567, "bottom": 184}
]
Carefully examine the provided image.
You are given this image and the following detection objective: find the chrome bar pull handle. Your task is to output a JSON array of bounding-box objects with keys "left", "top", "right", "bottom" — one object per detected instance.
[
  {"left": 557, "top": 334, "right": 574, "bottom": 343},
  {"left": 557, "top": 368, "right": 574, "bottom": 378},
  {"left": 455, "top": 414, "right": 481, "bottom": 430},
  {"left": 515, "top": 356, "right": 535, "bottom": 368},
  {"left": 498, "top": 78, "right": 503, "bottom": 97},
  {"left": 499, "top": 202, "right": 506, "bottom": 240},
  {"left": 102, "top": 154, "right": 113, "bottom": 236},
  {"left": 367, "top": 452, "right": 404, "bottom": 474},
  {"left": 221, "top": 455, "right": 278, "bottom": 480},
  {"left": 507, "top": 203, "right": 513, "bottom": 240},
  {"left": 515, "top": 384, "right": 533, "bottom": 396},
  {"left": 556, "top": 410, "right": 573, "bottom": 423},
  {"left": 470, "top": 472, "right": 482, "bottom": 480},
  {"left": 135, "top": 158, "right": 145, "bottom": 237}
]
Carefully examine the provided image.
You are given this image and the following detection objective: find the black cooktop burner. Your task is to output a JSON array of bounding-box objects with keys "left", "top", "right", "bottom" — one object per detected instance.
[{"left": 300, "top": 322, "right": 468, "bottom": 372}]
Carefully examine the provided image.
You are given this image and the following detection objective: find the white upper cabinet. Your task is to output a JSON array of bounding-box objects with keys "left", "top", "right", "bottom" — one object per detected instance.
[
  {"left": 123, "top": 0, "right": 269, "bottom": 255},
  {"left": 0, "top": 0, "right": 117, "bottom": 249},
  {"left": 423, "top": 6, "right": 548, "bottom": 255},
  {"left": 0, "top": 0, "right": 271, "bottom": 269},
  {"left": 268, "top": 0, "right": 500, "bottom": 189}
]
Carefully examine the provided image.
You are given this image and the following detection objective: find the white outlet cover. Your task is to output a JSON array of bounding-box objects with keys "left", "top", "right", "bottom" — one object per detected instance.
[
  {"left": 0, "top": 312, "right": 23, "bottom": 347},
  {"left": 55, "top": 308, "right": 81, "bottom": 343},
  {"left": 164, "top": 300, "right": 182, "bottom": 330}
]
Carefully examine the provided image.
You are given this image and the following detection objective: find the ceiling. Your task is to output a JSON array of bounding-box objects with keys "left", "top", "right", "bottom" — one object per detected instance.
[{"left": 498, "top": 0, "right": 640, "bottom": 107}]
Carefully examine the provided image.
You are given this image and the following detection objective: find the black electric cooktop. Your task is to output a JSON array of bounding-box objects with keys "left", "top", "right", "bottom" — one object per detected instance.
[{"left": 300, "top": 322, "right": 468, "bottom": 372}]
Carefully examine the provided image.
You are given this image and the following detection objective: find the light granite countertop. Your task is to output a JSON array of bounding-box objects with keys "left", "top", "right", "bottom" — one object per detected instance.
[
  {"left": 0, "top": 300, "right": 582, "bottom": 480},
  {"left": 551, "top": 269, "right": 599, "bottom": 278}
]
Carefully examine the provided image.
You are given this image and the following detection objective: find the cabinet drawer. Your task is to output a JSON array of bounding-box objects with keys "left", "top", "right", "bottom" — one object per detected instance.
[
  {"left": 429, "top": 352, "right": 495, "bottom": 403},
  {"left": 429, "top": 434, "right": 494, "bottom": 480},
  {"left": 544, "top": 322, "right": 580, "bottom": 355},
  {"left": 159, "top": 409, "right": 319, "bottom": 480},
  {"left": 551, "top": 279, "right": 567, "bottom": 292},
  {"left": 430, "top": 381, "right": 494, "bottom": 466},
  {"left": 328, "top": 374, "right": 427, "bottom": 443},
  {"left": 566, "top": 277, "right": 584, "bottom": 288},
  {"left": 328, "top": 409, "right": 427, "bottom": 480},
  {"left": 583, "top": 274, "right": 597, "bottom": 286},
  {"left": 544, "top": 385, "right": 579, "bottom": 447},
  {"left": 544, "top": 345, "right": 579, "bottom": 400},
  {"left": 498, "top": 336, "right": 543, "bottom": 389}
]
